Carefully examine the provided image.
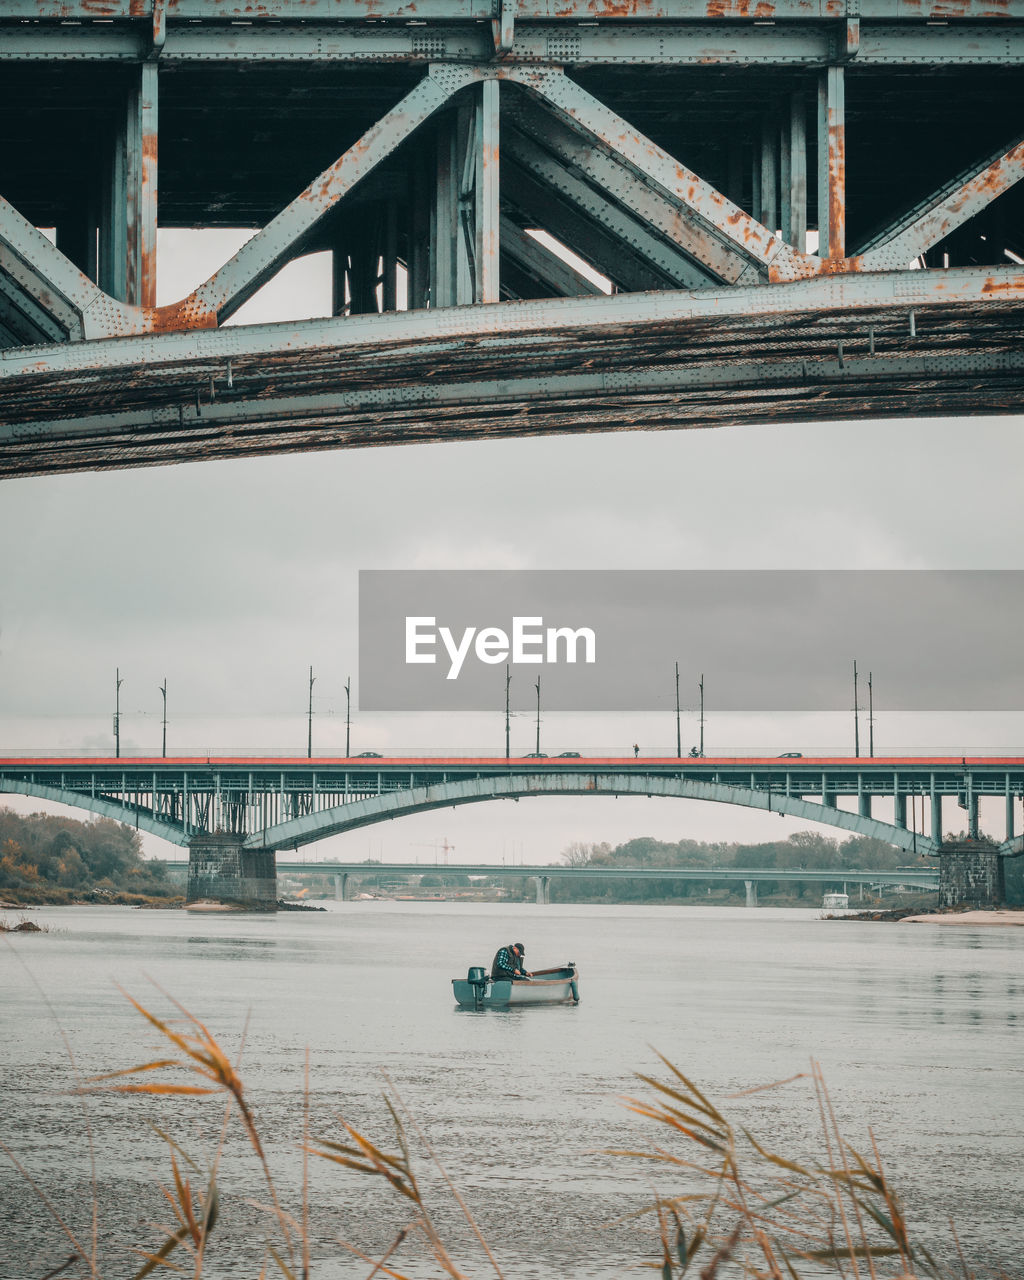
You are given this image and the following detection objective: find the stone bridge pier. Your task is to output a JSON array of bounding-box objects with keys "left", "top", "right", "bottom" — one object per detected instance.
[
  {"left": 186, "top": 833, "right": 277, "bottom": 911},
  {"left": 534, "top": 875, "right": 551, "bottom": 905},
  {"left": 937, "top": 839, "right": 1005, "bottom": 908}
]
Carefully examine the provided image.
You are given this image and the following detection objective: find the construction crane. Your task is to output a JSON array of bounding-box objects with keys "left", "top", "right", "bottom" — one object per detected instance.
[{"left": 412, "top": 839, "right": 455, "bottom": 866}]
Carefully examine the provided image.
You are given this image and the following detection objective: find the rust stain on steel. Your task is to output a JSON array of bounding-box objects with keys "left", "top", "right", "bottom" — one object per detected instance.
[{"left": 828, "top": 109, "right": 845, "bottom": 261}]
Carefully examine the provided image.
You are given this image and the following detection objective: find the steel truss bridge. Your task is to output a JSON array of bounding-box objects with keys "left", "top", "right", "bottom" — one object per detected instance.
[
  {"left": 1, "top": 2, "right": 1023, "bottom": 476},
  {"left": 3, "top": 755, "right": 1023, "bottom": 857}
]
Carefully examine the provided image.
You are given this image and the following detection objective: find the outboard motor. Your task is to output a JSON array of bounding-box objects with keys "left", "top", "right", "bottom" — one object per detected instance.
[{"left": 467, "top": 966, "right": 489, "bottom": 1009}]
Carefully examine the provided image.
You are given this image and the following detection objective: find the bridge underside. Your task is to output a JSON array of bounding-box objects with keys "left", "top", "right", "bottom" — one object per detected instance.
[
  {"left": 2, "top": 9, "right": 1023, "bottom": 475},
  {"left": 2, "top": 270, "right": 1021, "bottom": 477}
]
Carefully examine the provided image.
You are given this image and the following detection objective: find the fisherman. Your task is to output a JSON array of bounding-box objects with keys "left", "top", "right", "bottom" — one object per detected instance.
[{"left": 491, "top": 941, "right": 531, "bottom": 981}]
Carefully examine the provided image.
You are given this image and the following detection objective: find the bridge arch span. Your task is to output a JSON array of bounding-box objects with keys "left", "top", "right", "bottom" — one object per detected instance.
[
  {"left": 0, "top": 780, "right": 188, "bottom": 846},
  {"left": 242, "top": 773, "right": 938, "bottom": 855}
]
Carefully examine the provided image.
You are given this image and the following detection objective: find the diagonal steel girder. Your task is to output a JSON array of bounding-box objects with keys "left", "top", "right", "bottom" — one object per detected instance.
[
  {"left": 502, "top": 158, "right": 680, "bottom": 291},
  {"left": 503, "top": 131, "right": 715, "bottom": 289},
  {"left": 504, "top": 65, "right": 807, "bottom": 286},
  {"left": 856, "top": 133, "right": 1024, "bottom": 271},
  {"left": 158, "top": 64, "right": 479, "bottom": 329},
  {"left": 0, "top": 197, "right": 136, "bottom": 341},
  {"left": 499, "top": 216, "right": 604, "bottom": 297}
]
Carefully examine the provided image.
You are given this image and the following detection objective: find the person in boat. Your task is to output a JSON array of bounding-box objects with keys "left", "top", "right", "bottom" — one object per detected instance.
[{"left": 491, "top": 941, "right": 532, "bottom": 982}]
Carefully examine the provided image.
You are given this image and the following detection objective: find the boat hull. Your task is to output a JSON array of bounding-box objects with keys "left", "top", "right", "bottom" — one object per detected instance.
[{"left": 452, "top": 965, "right": 579, "bottom": 1008}]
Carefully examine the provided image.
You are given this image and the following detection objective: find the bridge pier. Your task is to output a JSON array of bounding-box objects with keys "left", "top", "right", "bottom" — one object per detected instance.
[
  {"left": 186, "top": 833, "right": 277, "bottom": 912},
  {"left": 744, "top": 879, "right": 758, "bottom": 908},
  {"left": 937, "top": 839, "right": 1004, "bottom": 909},
  {"left": 534, "top": 875, "right": 551, "bottom": 905},
  {"left": 334, "top": 873, "right": 349, "bottom": 902}
]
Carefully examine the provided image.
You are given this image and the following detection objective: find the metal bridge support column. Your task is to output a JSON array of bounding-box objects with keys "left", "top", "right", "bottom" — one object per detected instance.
[
  {"left": 758, "top": 114, "right": 778, "bottom": 235},
  {"left": 1006, "top": 781, "right": 1015, "bottom": 844},
  {"left": 99, "top": 63, "right": 158, "bottom": 306},
  {"left": 932, "top": 792, "right": 944, "bottom": 842},
  {"left": 784, "top": 92, "right": 807, "bottom": 252},
  {"left": 534, "top": 874, "right": 550, "bottom": 905},
  {"left": 968, "top": 793, "right": 980, "bottom": 838},
  {"left": 937, "top": 840, "right": 1004, "bottom": 908},
  {"left": 432, "top": 80, "right": 500, "bottom": 308},
  {"left": 858, "top": 792, "right": 872, "bottom": 819},
  {"left": 186, "top": 832, "right": 277, "bottom": 911},
  {"left": 817, "top": 65, "right": 845, "bottom": 260},
  {"left": 744, "top": 879, "right": 758, "bottom": 908},
  {"left": 894, "top": 794, "right": 907, "bottom": 828}
]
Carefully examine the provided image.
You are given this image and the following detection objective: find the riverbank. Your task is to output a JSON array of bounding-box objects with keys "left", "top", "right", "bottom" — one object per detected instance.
[{"left": 842, "top": 905, "right": 1024, "bottom": 925}]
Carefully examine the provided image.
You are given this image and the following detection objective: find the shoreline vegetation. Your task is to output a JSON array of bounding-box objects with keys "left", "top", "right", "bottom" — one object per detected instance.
[{"left": 6, "top": 989, "right": 1017, "bottom": 1280}]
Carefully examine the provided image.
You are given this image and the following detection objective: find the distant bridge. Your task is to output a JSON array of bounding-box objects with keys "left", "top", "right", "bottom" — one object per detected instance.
[{"left": 265, "top": 860, "right": 940, "bottom": 906}]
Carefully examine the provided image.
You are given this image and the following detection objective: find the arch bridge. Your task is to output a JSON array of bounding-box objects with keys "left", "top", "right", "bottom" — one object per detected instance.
[
  {"left": 1, "top": 2, "right": 1023, "bottom": 476},
  {"left": 1, "top": 753, "right": 1018, "bottom": 909}
]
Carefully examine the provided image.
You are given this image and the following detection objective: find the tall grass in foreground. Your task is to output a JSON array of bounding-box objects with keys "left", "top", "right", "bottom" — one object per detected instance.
[{"left": 5, "top": 990, "right": 1016, "bottom": 1280}]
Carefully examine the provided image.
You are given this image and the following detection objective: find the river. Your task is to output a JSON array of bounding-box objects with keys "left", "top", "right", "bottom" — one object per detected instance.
[{"left": 1, "top": 902, "right": 1021, "bottom": 1279}]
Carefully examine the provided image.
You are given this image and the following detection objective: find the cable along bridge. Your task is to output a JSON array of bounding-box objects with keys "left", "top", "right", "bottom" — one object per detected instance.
[{"left": 0, "top": 2, "right": 1022, "bottom": 474}]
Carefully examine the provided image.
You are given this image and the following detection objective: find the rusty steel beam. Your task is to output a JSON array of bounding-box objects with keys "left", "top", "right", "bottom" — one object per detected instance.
[
  {"left": 4, "top": 23, "right": 1024, "bottom": 66},
  {"left": 11, "top": 0, "right": 1024, "bottom": 20},
  {"left": 0, "top": 197, "right": 133, "bottom": 340},
  {"left": 499, "top": 216, "right": 604, "bottom": 296},
  {"left": 1, "top": 265, "right": 1021, "bottom": 478},
  {"left": 157, "top": 64, "right": 478, "bottom": 329},
  {"left": 857, "top": 134, "right": 1024, "bottom": 270},
  {"left": 506, "top": 66, "right": 808, "bottom": 285},
  {"left": 503, "top": 132, "right": 717, "bottom": 289},
  {"left": 817, "top": 65, "right": 845, "bottom": 261},
  {"left": 125, "top": 61, "right": 158, "bottom": 309}
]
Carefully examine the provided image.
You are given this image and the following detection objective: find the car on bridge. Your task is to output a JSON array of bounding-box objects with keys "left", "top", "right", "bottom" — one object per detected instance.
[
  {"left": 523, "top": 752, "right": 548, "bottom": 758},
  {"left": 557, "top": 751, "right": 582, "bottom": 758}
]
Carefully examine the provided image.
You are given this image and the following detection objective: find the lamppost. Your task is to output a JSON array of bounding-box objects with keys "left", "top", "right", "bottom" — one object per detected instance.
[
  {"left": 698, "top": 674, "right": 705, "bottom": 757},
  {"left": 674, "top": 661, "right": 681, "bottom": 759},
  {"left": 307, "top": 666, "right": 315, "bottom": 759},
  {"left": 535, "top": 677, "right": 541, "bottom": 756},
  {"left": 345, "top": 676, "right": 351, "bottom": 758},
  {"left": 868, "top": 671, "right": 875, "bottom": 758},
  {"left": 505, "top": 664, "right": 511, "bottom": 761},
  {"left": 853, "top": 659, "right": 861, "bottom": 758},
  {"left": 160, "top": 678, "right": 167, "bottom": 758},
  {"left": 114, "top": 668, "right": 123, "bottom": 758}
]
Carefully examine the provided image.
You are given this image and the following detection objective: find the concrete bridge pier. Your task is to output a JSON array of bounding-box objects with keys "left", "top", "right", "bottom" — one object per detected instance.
[
  {"left": 534, "top": 875, "right": 551, "bottom": 905},
  {"left": 334, "top": 873, "right": 349, "bottom": 902},
  {"left": 186, "top": 833, "right": 277, "bottom": 911},
  {"left": 937, "top": 839, "right": 1004, "bottom": 908},
  {"left": 745, "top": 879, "right": 758, "bottom": 908}
]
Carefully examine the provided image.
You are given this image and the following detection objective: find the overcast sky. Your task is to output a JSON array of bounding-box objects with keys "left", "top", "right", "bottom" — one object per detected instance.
[{"left": 2, "top": 232, "right": 1023, "bottom": 863}]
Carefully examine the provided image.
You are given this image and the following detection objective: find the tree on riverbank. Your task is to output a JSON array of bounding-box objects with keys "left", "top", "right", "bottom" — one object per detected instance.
[{"left": 0, "top": 807, "right": 174, "bottom": 903}]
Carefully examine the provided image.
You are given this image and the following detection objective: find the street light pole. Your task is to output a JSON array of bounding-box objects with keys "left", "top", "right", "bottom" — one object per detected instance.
[
  {"left": 114, "top": 668, "right": 123, "bottom": 758},
  {"left": 868, "top": 671, "right": 874, "bottom": 758},
  {"left": 853, "top": 659, "right": 860, "bottom": 758},
  {"left": 307, "top": 665, "right": 315, "bottom": 759},
  {"left": 160, "top": 679, "right": 167, "bottom": 758},
  {"left": 535, "top": 677, "right": 541, "bottom": 756},
  {"left": 698, "top": 674, "right": 705, "bottom": 757},
  {"left": 505, "top": 664, "right": 511, "bottom": 760},
  {"left": 345, "top": 676, "right": 351, "bottom": 758},
  {"left": 674, "top": 661, "right": 681, "bottom": 759}
]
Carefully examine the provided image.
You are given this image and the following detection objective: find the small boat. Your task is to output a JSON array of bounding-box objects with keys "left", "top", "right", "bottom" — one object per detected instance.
[{"left": 452, "top": 963, "right": 580, "bottom": 1009}]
